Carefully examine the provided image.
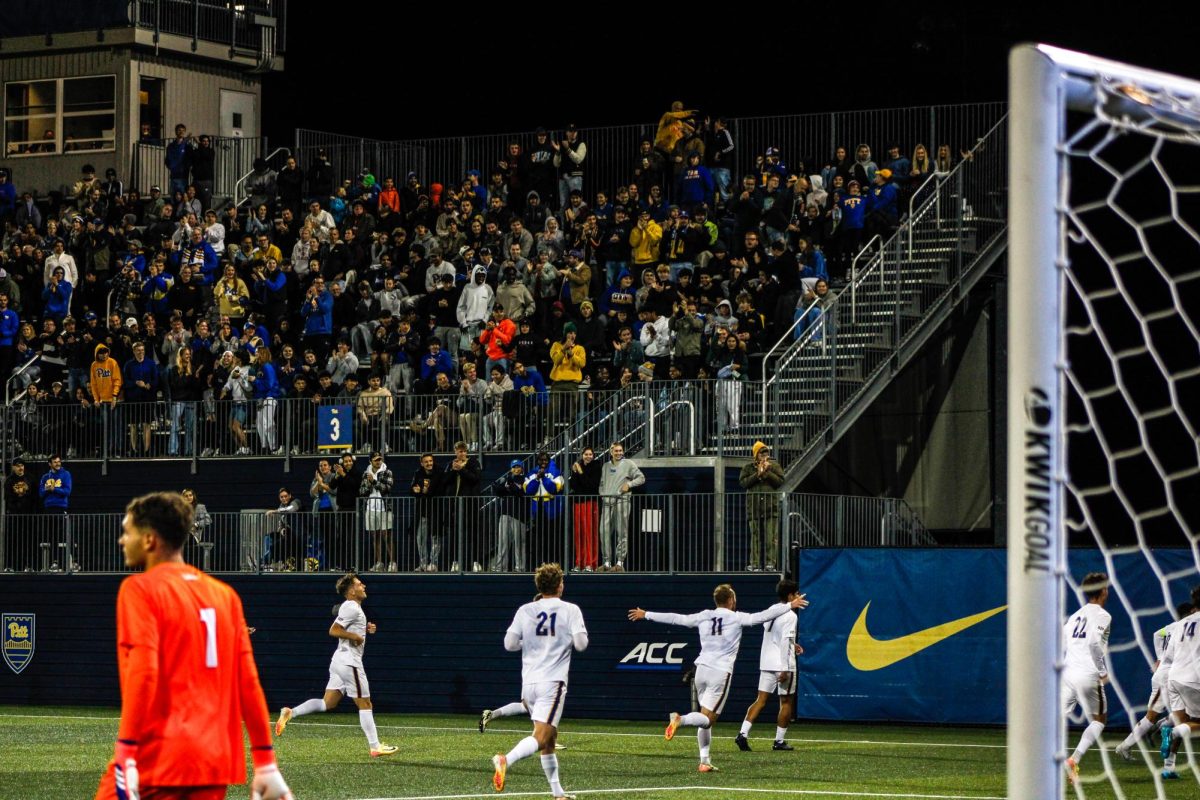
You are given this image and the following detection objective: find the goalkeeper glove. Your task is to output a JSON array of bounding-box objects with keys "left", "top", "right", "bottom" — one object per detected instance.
[
  {"left": 250, "top": 747, "right": 293, "bottom": 800},
  {"left": 113, "top": 741, "right": 139, "bottom": 800}
]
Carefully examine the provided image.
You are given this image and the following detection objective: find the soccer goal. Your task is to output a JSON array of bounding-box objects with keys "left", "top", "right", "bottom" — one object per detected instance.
[{"left": 1009, "top": 44, "right": 1200, "bottom": 797}]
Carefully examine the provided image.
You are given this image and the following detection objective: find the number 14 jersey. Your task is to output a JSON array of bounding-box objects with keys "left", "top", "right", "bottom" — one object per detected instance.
[{"left": 507, "top": 597, "right": 588, "bottom": 685}]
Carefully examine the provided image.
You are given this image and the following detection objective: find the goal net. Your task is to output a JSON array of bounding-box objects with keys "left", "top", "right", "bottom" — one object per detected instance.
[{"left": 1009, "top": 45, "right": 1200, "bottom": 798}]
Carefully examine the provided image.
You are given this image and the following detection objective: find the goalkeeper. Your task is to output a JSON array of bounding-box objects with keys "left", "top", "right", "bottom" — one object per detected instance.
[{"left": 95, "top": 491, "right": 293, "bottom": 800}]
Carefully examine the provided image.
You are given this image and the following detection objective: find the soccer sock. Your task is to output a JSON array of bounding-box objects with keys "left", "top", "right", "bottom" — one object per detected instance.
[
  {"left": 697, "top": 726, "right": 711, "bottom": 761},
  {"left": 681, "top": 712, "right": 710, "bottom": 728},
  {"left": 739, "top": 720, "right": 752, "bottom": 736},
  {"left": 540, "top": 754, "right": 564, "bottom": 797},
  {"left": 1121, "top": 716, "right": 1154, "bottom": 749},
  {"left": 775, "top": 726, "right": 788, "bottom": 742},
  {"left": 292, "top": 698, "right": 328, "bottom": 716},
  {"left": 1165, "top": 753, "right": 1177, "bottom": 769},
  {"left": 1175, "top": 723, "right": 1192, "bottom": 740},
  {"left": 506, "top": 735, "right": 540, "bottom": 766},
  {"left": 493, "top": 702, "right": 527, "bottom": 718},
  {"left": 359, "top": 709, "right": 380, "bottom": 749},
  {"left": 1071, "top": 720, "right": 1105, "bottom": 762}
]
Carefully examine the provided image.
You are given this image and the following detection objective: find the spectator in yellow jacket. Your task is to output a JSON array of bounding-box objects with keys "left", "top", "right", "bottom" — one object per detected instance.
[
  {"left": 548, "top": 323, "right": 586, "bottom": 434},
  {"left": 629, "top": 209, "right": 662, "bottom": 268},
  {"left": 89, "top": 344, "right": 122, "bottom": 403}
]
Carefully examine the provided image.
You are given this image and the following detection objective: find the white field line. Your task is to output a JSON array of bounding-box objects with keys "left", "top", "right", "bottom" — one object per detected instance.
[
  {"left": 0, "top": 713, "right": 1007, "bottom": 750},
  {"left": 358, "top": 787, "right": 1007, "bottom": 800}
]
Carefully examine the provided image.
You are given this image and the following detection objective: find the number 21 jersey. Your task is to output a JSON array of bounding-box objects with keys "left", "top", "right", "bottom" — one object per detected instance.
[{"left": 507, "top": 597, "right": 587, "bottom": 685}]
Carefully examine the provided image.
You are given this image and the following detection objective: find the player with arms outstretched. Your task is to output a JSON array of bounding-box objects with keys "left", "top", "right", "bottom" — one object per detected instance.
[
  {"left": 491, "top": 563, "right": 587, "bottom": 800},
  {"left": 1116, "top": 601, "right": 1192, "bottom": 762},
  {"left": 1061, "top": 572, "right": 1112, "bottom": 784},
  {"left": 274, "top": 572, "right": 397, "bottom": 757},
  {"left": 735, "top": 578, "right": 803, "bottom": 752},
  {"left": 95, "top": 491, "right": 292, "bottom": 800},
  {"left": 628, "top": 582, "right": 808, "bottom": 772}
]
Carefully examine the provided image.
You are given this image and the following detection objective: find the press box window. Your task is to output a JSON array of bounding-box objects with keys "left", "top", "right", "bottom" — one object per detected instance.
[{"left": 5, "top": 76, "right": 116, "bottom": 157}]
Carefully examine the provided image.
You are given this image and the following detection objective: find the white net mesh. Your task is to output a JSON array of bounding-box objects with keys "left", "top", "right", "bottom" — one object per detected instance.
[{"left": 1058, "top": 66, "right": 1200, "bottom": 796}]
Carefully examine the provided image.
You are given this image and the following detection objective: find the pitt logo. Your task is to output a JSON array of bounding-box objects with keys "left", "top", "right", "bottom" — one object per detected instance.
[
  {"left": 2, "top": 613, "right": 35, "bottom": 674},
  {"left": 616, "top": 642, "right": 687, "bottom": 671}
]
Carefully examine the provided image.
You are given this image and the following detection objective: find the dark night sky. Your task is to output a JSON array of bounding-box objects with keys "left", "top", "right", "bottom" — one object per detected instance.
[{"left": 262, "top": 11, "right": 1200, "bottom": 146}]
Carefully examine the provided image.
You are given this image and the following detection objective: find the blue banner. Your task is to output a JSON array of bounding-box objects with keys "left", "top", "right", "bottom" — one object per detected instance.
[
  {"left": 797, "top": 548, "right": 1195, "bottom": 726},
  {"left": 317, "top": 405, "right": 353, "bottom": 451}
]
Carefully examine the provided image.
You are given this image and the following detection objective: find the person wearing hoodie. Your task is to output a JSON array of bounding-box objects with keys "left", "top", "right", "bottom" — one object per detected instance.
[
  {"left": 300, "top": 276, "right": 335, "bottom": 362},
  {"left": 39, "top": 453, "right": 75, "bottom": 568},
  {"left": 574, "top": 300, "right": 607, "bottom": 363},
  {"left": 527, "top": 130, "right": 557, "bottom": 209},
  {"left": 600, "top": 268, "right": 637, "bottom": 320},
  {"left": 706, "top": 298, "right": 738, "bottom": 337},
  {"left": 670, "top": 297, "right": 705, "bottom": 378},
  {"left": 524, "top": 450, "right": 564, "bottom": 564},
  {"left": 521, "top": 190, "right": 550, "bottom": 233},
  {"left": 629, "top": 209, "right": 662, "bottom": 270},
  {"left": 457, "top": 265, "right": 495, "bottom": 351},
  {"left": 495, "top": 264, "right": 536, "bottom": 325},
  {"left": 597, "top": 441, "right": 645, "bottom": 572},
  {"left": 740, "top": 441, "right": 785, "bottom": 572},
  {"left": 549, "top": 322, "right": 585, "bottom": 434},
  {"left": 122, "top": 341, "right": 159, "bottom": 456},
  {"left": 865, "top": 168, "right": 900, "bottom": 239},
  {"left": 490, "top": 459, "right": 528, "bottom": 572},
  {"left": 850, "top": 144, "right": 878, "bottom": 188},
  {"left": 479, "top": 303, "right": 517, "bottom": 377}
]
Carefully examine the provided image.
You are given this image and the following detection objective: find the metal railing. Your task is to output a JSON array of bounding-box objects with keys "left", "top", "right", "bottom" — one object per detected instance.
[
  {"left": 294, "top": 102, "right": 1006, "bottom": 203},
  {"left": 761, "top": 115, "right": 1009, "bottom": 471},
  {"left": 131, "top": 136, "right": 268, "bottom": 203},
  {"left": 5, "top": 355, "right": 41, "bottom": 404},
  {"left": 786, "top": 493, "right": 935, "bottom": 547},
  {"left": 233, "top": 146, "right": 292, "bottom": 209},
  {"left": 0, "top": 489, "right": 931, "bottom": 576},
  {"left": 129, "top": 0, "right": 287, "bottom": 55}
]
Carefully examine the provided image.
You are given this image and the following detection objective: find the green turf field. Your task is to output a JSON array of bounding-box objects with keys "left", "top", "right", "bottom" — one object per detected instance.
[{"left": 0, "top": 705, "right": 1195, "bottom": 799}]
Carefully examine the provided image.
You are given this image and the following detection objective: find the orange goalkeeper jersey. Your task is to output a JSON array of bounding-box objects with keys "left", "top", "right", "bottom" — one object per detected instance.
[{"left": 109, "top": 562, "right": 273, "bottom": 787}]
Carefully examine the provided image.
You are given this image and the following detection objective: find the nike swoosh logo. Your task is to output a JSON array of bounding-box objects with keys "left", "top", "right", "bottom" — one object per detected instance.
[{"left": 846, "top": 602, "right": 1007, "bottom": 671}]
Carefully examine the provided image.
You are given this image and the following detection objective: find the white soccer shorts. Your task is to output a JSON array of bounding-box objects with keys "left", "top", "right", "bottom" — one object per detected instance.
[
  {"left": 693, "top": 665, "right": 733, "bottom": 716},
  {"left": 758, "top": 669, "right": 797, "bottom": 696},
  {"left": 1170, "top": 679, "right": 1200, "bottom": 718},
  {"left": 1148, "top": 668, "right": 1170, "bottom": 714},
  {"left": 522, "top": 680, "right": 567, "bottom": 728},
  {"left": 1061, "top": 670, "right": 1106, "bottom": 720},
  {"left": 326, "top": 661, "right": 370, "bottom": 698}
]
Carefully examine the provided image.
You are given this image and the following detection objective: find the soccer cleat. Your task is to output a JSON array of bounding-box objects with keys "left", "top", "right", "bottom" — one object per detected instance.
[
  {"left": 1115, "top": 743, "right": 1131, "bottom": 761},
  {"left": 698, "top": 761, "right": 719, "bottom": 772},
  {"left": 492, "top": 753, "right": 507, "bottom": 791},
  {"left": 274, "top": 707, "right": 292, "bottom": 737},
  {"left": 479, "top": 709, "right": 493, "bottom": 733},
  {"left": 1065, "top": 757, "right": 1078, "bottom": 784},
  {"left": 1161, "top": 726, "right": 1174, "bottom": 761},
  {"left": 665, "top": 712, "right": 681, "bottom": 741},
  {"left": 734, "top": 733, "right": 751, "bottom": 751},
  {"left": 370, "top": 743, "right": 398, "bottom": 757},
  {"left": 1163, "top": 768, "right": 1180, "bottom": 779},
  {"left": 555, "top": 742, "right": 566, "bottom": 750},
  {"left": 772, "top": 741, "right": 794, "bottom": 751}
]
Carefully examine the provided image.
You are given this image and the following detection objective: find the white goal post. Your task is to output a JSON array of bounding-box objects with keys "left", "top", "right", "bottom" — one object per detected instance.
[{"left": 1009, "top": 44, "right": 1200, "bottom": 798}]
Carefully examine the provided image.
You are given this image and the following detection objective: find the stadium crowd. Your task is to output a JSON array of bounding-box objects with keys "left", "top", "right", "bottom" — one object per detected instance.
[{"left": 0, "top": 109, "right": 957, "bottom": 460}]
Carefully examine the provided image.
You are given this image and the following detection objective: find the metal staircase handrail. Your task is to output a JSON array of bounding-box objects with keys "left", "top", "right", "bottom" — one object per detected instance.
[
  {"left": 6, "top": 355, "right": 41, "bottom": 405},
  {"left": 233, "top": 147, "right": 291, "bottom": 209}
]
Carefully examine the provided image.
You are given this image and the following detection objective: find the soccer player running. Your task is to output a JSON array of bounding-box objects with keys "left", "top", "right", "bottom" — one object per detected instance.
[
  {"left": 628, "top": 582, "right": 808, "bottom": 772},
  {"left": 274, "top": 572, "right": 398, "bottom": 758},
  {"left": 96, "top": 491, "right": 292, "bottom": 800},
  {"left": 1116, "top": 601, "right": 1192, "bottom": 763},
  {"left": 1161, "top": 585, "right": 1200, "bottom": 779},
  {"left": 492, "top": 563, "right": 588, "bottom": 799},
  {"left": 735, "top": 578, "right": 804, "bottom": 752},
  {"left": 1062, "top": 572, "right": 1112, "bottom": 784}
]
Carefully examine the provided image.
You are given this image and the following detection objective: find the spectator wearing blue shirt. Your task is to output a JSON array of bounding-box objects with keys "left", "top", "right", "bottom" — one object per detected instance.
[
  {"left": 0, "top": 170, "right": 16, "bottom": 222},
  {"left": 164, "top": 123, "right": 194, "bottom": 195},
  {"left": 300, "top": 276, "right": 334, "bottom": 362},
  {"left": 38, "top": 453, "right": 75, "bottom": 570},
  {"left": 41, "top": 267, "right": 72, "bottom": 323},
  {"left": 677, "top": 151, "right": 715, "bottom": 209},
  {"left": 416, "top": 337, "right": 454, "bottom": 394},
  {"left": 0, "top": 291, "right": 20, "bottom": 380},
  {"left": 865, "top": 169, "right": 901, "bottom": 240},
  {"left": 834, "top": 181, "right": 868, "bottom": 280},
  {"left": 250, "top": 345, "right": 282, "bottom": 454},
  {"left": 122, "top": 341, "right": 159, "bottom": 456},
  {"left": 510, "top": 359, "right": 548, "bottom": 448},
  {"left": 524, "top": 450, "right": 564, "bottom": 565}
]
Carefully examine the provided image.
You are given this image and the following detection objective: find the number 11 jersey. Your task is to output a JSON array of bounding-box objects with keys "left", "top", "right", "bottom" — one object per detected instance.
[{"left": 646, "top": 604, "right": 794, "bottom": 675}]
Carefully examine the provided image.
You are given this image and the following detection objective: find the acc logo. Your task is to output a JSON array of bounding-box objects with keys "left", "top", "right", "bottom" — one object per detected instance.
[
  {"left": 2, "top": 613, "right": 35, "bottom": 675},
  {"left": 1024, "top": 387, "right": 1052, "bottom": 428},
  {"left": 616, "top": 642, "right": 687, "bottom": 671}
]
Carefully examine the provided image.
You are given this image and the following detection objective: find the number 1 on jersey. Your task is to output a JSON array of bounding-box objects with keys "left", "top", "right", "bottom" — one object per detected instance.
[
  {"left": 199, "top": 608, "right": 218, "bottom": 667},
  {"left": 710, "top": 618, "right": 723, "bottom": 636},
  {"left": 536, "top": 611, "right": 557, "bottom": 636}
]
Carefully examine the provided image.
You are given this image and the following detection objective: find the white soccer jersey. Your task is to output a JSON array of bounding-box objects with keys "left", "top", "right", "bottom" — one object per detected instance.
[
  {"left": 646, "top": 603, "right": 793, "bottom": 675},
  {"left": 331, "top": 599, "right": 367, "bottom": 668},
  {"left": 759, "top": 609, "right": 797, "bottom": 673},
  {"left": 507, "top": 597, "right": 587, "bottom": 686},
  {"left": 1062, "top": 602, "right": 1111, "bottom": 678},
  {"left": 1168, "top": 611, "right": 1200, "bottom": 685}
]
